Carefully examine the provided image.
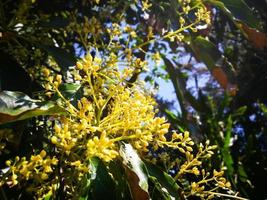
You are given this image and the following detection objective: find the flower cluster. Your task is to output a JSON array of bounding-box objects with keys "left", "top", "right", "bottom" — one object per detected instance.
[
  {"left": 0, "top": 53, "right": 236, "bottom": 199},
  {"left": 0, "top": 2, "right": 232, "bottom": 198},
  {"left": 190, "top": 168, "right": 232, "bottom": 199},
  {"left": 166, "top": 0, "right": 211, "bottom": 42},
  {"left": 45, "top": 53, "right": 170, "bottom": 162},
  {"left": 2, "top": 150, "right": 58, "bottom": 187}
]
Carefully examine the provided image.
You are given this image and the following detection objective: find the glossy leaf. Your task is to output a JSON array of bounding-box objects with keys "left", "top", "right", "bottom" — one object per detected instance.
[
  {"left": 149, "top": 176, "right": 172, "bottom": 200},
  {"left": 119, "top": 143, "right": 149, "bottom": 200},
  {"left": 190, "top": 36, "right": 237, "bottom": 94},
  {"left": 53, "top": 83, "right": 81, "bottom": 100},
  {"left": 108, "top": 161, "right": 132, "bottom": 200},
  {"left": 237, "top": 164, "right": 249, "bottom": 183},
  {"left": 145, "top": 162, "right": 183, "bottom": 200},
  {"left": 0, "top": 91, "right": 66, "bottom": 124},
  {"left": 89, "top": 157, "right": 117, "bottom": 200},
  {"left": 39, "top": 45, "right": 76, "bottom": 70},
  {"left": 164, "top": 109, "right": 179, "bottom": 123},
  {"left": 239, "top": 23, "right": 267, "bottom": 49},
  {"left": 208, "top": 0, "right": 267, "bottom": 49},
  {"left": 214, "top": 0, "right": 260, "bottom": 28}
]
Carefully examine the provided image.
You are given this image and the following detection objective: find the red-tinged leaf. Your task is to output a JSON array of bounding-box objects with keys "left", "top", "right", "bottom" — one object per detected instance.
[
  {"left": 119, "top": 143, "right": 149, "bottom": 200},
  {"left": 124, "top": 167, "right": 149, "bottom": 200},
  {"left": 207, "top": 0, "right": 267, "bottom": 49},
  {"left": 207, "top": 0, "right": 260, "bottom": 29},
  {"left": 212, "top": 67, "right": 238, "bottom": 96},
  {"left": 190, "top": 36, "right": 237, "bottom": 95},
  {"left": 239, "top": 22, "right": 267, "bottom": 49},
  {"left": 212, "top": 67, "right": 228, "bottom": 89}
]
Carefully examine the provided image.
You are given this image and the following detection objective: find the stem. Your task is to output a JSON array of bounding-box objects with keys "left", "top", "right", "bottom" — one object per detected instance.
[
  {"left": 99, "top": 100, "right": 121, "bottom": 126},
  {"left": 133, "top": 20, "right": 199, "bottom": 51},
  {"left": 197, "top": 177, "right": 215, "bottom": 185},
  {"left": 174, "top": 147, "right": 207, "bottom": 180},
  {"left": 70, "top": 13, "right": 90, "bottom": 52},
  {"left": 101, "top": 121, "right": 124, "bottom": 129},
  {"left": 111, "top": 134, "right": 138, "bottom": 142},
  {"left": 55, "top": 87, "right": 78, "bottom": 112},
  {"left": 97, "top": 89, "right": 116, "bottom": 124},
  {"left": 98, "top": 72, "right": 116, "bottom": 83},
  {"left": 86, "top": 73, "right": 100, "bottom": 110},
  {"left": 205, "top": 191, "right": 249, "bottom": 200}
]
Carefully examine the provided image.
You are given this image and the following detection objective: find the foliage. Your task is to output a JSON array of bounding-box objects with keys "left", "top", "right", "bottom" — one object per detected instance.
[
  {"left": 1, "top": 52, "right": 234, "bottom": 199},
  {"left": 0, "top": 0, "right": 266, "bottom": 199},
  {"left": 147, "top": 0, "right": 267, "bottom": 199}
]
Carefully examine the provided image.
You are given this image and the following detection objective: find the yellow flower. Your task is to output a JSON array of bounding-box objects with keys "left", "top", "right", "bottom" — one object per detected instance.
[
  {"left": 192, "top": 167, "right": 200, "bottom": 175},
  {"left": 11, "top": 174, "right": 18, "bottom": 185},
  {"left": 40, "top": 173, "right": 48, "bottom": 180},
  {"left": 142, "top": 0, "right": 152, "bottom": 11},
  {"left": 5, "top": 160, "right": 11, "bottom": 166},
  {"left": 40, "top": 150, "right": 47, "bottom": 158},
  {"left": 31, "top": 155, "right": 42, "bottom": 162},
  {"left": 42, "top": 68, "right": 50, "bottom": 77},
  {"left": 51, "top": 136, "right": 58, "bottom": 144}
]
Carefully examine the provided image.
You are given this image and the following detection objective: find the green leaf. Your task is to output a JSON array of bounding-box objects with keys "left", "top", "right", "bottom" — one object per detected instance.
[
  {"left": 222, "top": 116, "right": 234, "bottom": 175},
  {"left": 223, "top": 116, "right": 232, "bottom": 148},
  {"left": 119, "top": 143, "right": 149, "bottom": 200},
  {"left": 89, "top": 157, "right": 117, "bottom": 200},
  {"left": 164, "top": 109, "right": 178, "bottom": 122},
  {"left": 212, "top": 0, "right": 260, "bottom": 29},
  {"left": 260, "top": 103, "right": 267, "bottom": 115},
  {"left": 39, "top": 45, "right": 76, "bottom": 70},
  {"left": 145, "top": 162, "right": 182, "bottom": 200},
  {"left": 149, "top": 176, "right": 172, "bottom": 200},
  {"left": 52, "top": 83, "right": 81, "bottom": 101},
  {"left": 43, "top": 193, "right": 52, "bottom": 200},
  {"left": 155, "top": 183, "right": 173, "bottom": 200},
  {"left": 237, "top": 164, "right": 248, "bottom": 182},
  {"left": 78, "top": 196, "right": 88, "bottom": 200},
  {"left": 190, "top": 36, "right": 237, "bottom": 94},
  {"left": 190, "top": 36, "right": 220, "bottom": 69},
  {"left": 0, "top": 91, "right": 66, "bottom": 124},
  {"left": 108, "top": 161, "right": 132, "bottom": 200},
  {"left": 161, "top": 56, "right": 187, "bottom": 119},
  {"left": 232, "top": 106, "right": 247, "bottom": 117},
  {"left": 59, "top": 83, "right": 81, "bottom": 98},
  {"left": 208, "top": 0, "right": 267, "bottom": 49},
  {"left": 161, "top": 57, "right": 203, "bottom": 114},
  {"left": 78, "top": 173, "right": 91, "bottom": 200}
]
